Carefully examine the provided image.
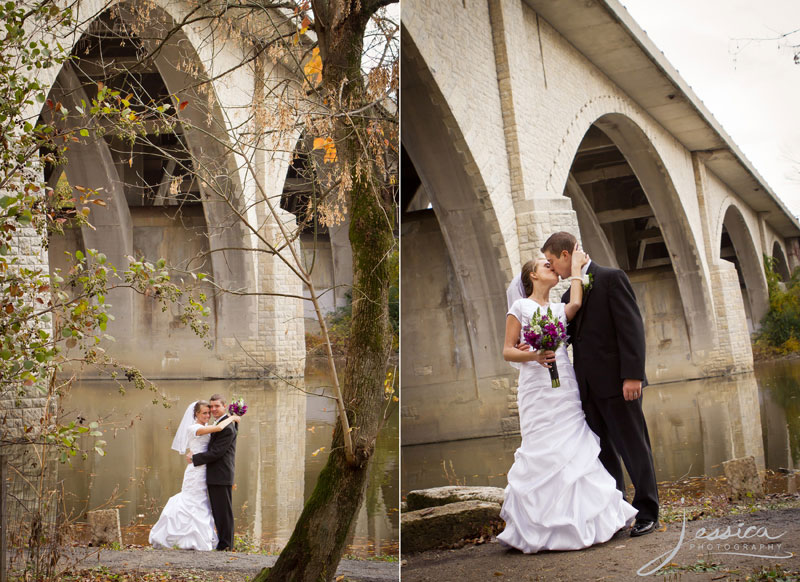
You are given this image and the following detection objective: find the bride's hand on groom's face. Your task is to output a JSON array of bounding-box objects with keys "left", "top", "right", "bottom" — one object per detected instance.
[{"left": 571, "top": 243, "right": 588, "bottom": 272}]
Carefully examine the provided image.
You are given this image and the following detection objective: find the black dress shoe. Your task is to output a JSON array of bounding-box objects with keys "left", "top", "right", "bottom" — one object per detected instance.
[{"left": 630, "top": 520, "right": 658, "bottom": 537}]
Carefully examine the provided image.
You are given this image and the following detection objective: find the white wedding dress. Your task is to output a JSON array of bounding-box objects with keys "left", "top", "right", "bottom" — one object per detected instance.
[
  {"left": 149, "top": 423, "right": 218, "bottom": 550},
  {"left": 497, "top": 300, "right": 637, "bottom": 553}
]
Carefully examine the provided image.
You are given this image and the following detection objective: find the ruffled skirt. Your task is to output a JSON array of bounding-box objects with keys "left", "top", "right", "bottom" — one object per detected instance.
[
  {"left": 149, "top": 463, "right": 218, "bottom": 551},
  {"left": 497, "top": 349, "right": 637, "bottom": 553}
]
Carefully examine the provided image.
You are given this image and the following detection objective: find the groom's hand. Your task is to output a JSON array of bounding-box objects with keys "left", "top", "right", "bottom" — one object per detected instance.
[
  {"left": 186, "top": 453, "right": 193, "bottom": 464},
  {"left": 515, "top": 341, "right": 531, "bottom": 352},
  {"left": 623, "top": 379, "right": 642, "bottom": 401}
]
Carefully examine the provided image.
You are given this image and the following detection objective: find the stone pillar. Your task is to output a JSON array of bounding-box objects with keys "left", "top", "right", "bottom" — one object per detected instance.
[
  {"left": 706, "top": 262, "right": 754, "bottom": 375},
  {"left": 513, "top": 197, "right": 580, "bottom": 272},
  {"left": 252, "top": 212, "right": 306, "bottom": 379}
]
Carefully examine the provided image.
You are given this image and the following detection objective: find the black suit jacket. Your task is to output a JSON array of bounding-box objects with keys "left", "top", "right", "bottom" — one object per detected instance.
[
  {"left": 562, "top": 262, "right": 646, "bottom": 399},
  {"left": 192, "top": 414, "right": 237, "bottom": 486}
]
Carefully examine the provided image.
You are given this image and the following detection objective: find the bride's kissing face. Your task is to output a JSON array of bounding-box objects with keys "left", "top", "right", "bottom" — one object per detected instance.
[
  {"left": 196, "top": 406, "right": 211, "bottom": 424},
  {"left": 535, "top": 259, "right": 558, "bottom": 285}
]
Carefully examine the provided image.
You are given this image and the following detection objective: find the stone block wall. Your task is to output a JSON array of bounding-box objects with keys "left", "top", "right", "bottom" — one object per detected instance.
[{"left": 2, "top": 219, "right": 56, "bottom": 527}]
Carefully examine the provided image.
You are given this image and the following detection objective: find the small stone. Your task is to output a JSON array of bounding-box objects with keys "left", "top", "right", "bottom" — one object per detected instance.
[
  {"left": 722, "top": 455, "right": 764, "bottom": 501},
  {"left": 88, "top": 509, "right": 122, "bottom": 546}
]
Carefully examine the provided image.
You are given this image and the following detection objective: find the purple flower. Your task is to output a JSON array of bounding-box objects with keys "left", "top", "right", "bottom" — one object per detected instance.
[{"left": 228, "top": 398, "right": 248, "bottom": 416}]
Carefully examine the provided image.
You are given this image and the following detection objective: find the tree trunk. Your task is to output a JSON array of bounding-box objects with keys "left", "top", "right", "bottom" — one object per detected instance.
[
  {"left": 259, "top": 5, "right": 394, "bottom": 578},
  {"left": 260, "top": 169, "right": 392, "bottom": 582}
]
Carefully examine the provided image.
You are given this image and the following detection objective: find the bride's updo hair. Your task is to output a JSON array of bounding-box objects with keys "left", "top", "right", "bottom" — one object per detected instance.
[
  {"left": 521, "top": 260, "right": 537, "bottom": 298},
  {"left": 193, "top": 400, "right": 210, "bottom": 418}
]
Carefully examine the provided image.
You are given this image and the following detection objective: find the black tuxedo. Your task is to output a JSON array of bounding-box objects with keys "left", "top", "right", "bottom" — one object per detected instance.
[
  {"left": 562, "top": 261, "right": 659, "bottom": 522},
  {"left": 192, "top": 414, "right": 237, "bottom": 549}
]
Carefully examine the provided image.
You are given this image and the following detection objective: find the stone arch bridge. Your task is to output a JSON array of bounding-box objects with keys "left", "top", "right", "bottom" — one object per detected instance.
[{"left": 401, "top": 0, "right": 800, "bottom": 444}]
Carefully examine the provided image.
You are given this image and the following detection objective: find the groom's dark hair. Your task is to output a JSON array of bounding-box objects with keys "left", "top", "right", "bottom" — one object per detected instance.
[
  {"left": 209, "top": 393, "right": 226, "bottom": 406},
  {"left": 541, "top": 232, "right": 577, "bottom": 256}
]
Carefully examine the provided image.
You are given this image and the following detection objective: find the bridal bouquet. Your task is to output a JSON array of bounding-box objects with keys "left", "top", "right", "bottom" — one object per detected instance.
[
  {"left": 522, "top": 307, "right": 569, "bottom": 388},
  {"left": 228, "top": 398, "right": 248, "bottom": 416}
]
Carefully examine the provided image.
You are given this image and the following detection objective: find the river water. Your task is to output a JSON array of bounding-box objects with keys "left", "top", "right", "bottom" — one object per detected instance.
[
  {"left": 402, "top": 360, "right": 799, "bottom": 494},
  {"left": 60, "top": 375, "right": 398, "bottom": 556}
]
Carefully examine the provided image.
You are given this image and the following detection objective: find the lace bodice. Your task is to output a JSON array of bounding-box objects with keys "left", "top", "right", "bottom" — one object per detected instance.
[{"left": 187, "top": 423, "right": 211, "bottom": 455}]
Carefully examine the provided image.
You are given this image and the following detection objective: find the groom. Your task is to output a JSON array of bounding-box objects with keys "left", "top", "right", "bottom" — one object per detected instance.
[
  {"left": 542, "top": 232, "right": 659, "bottom": 537},
  {"left": 189, "top": 393, "right": 237, "bottom": 550}
]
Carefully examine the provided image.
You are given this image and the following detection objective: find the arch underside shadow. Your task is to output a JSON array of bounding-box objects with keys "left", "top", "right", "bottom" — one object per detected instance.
[
  {"left": 722, "top": 205, "right": 768, "bottom": 329},
  {"left": 772, "top": 240, "right": 791, "bottom": 281}
]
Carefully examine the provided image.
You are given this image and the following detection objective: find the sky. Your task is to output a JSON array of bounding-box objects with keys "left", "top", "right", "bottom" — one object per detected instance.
[{"left": 619, "top": 0, "right": 800, "bottom": 218}]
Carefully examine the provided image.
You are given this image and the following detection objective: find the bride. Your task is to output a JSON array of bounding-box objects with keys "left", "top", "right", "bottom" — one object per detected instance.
[
  {"left": 149, "top": 400, "right": 240, "bottom": 550},
  {"left": 498, "top": 245, "right": 637, "bottom": 553}
]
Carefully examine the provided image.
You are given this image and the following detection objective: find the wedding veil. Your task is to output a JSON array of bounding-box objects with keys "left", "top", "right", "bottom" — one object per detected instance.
[
  {"left": 506, "top": 273, "right": 526, "bottom": 310},
  {"left": 505, "top": 274, "right": 527, "bottom": 371},
  {"left": 170, "top": 400, "right": 198, "bottom": 454}
]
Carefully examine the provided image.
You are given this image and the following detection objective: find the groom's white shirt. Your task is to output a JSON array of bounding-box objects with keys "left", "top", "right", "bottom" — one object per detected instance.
[{"left": 581, "top": 258, "right": 592, "bottom": 278}]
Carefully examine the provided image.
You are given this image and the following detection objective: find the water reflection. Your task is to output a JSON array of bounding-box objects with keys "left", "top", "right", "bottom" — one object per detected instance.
[
  {"left": 755, "top": 360, "right": 800, "bottom": 472},
  {"left": 644, "top": 372, "right": 764, "bottom": 480},
  {"left": 402, "top": 368, "right": 800, "bottom": 493},
  {"left": 60, "top": 377, "right": 398, "bottom": 555}
]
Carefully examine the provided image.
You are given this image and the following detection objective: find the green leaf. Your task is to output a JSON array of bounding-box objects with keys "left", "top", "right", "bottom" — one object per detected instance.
[
  {"left": 79, "top": 128, "right": 88, "bottom": 137},
  {"left": 17, "top": 210, "right": 32, "bottom": 224}
]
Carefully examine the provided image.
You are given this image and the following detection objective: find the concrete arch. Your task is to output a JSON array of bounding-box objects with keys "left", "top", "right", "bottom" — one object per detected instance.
[
  {"left": 719, "top": 204, "right": 769, "bottom": 328},
  {"left": 42, "top": 1, "right": 266, "bottom": 375},
  {"left": 561, "top": 110, "right": 716, "bottom": 352},
  {"left": 402, "top": 31, "right": 512, "bottom": 374},
  {"left": 44, "top": 64, "right": 135, "bottom": 336},
  {"left": 401, "top": 30, "right": 516, "bottom": 442},
  {"left": 112, "top": 2, "right": 257, "bottom": 346}
]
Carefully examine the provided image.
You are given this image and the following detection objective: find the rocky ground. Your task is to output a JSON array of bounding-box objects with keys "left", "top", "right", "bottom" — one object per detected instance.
[{"left": 402, "top": 507, "right": 800, "bottom": 581}]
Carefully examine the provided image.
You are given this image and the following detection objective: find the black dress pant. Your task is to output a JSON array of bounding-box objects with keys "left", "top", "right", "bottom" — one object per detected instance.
[
  {"left": 208, "top": 484, "right": 233, "bottom": 550},
  {"left": 581, "top": 390, "right": 659, "bottom": 522}
]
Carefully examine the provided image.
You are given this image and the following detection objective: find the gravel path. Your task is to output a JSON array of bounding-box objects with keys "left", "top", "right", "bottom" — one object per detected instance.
[
  {"left": 402, "top": 507, "right": 800, "bottom": 581},
  {"left": 64, "top": 548, "right": 399, "bottom": 581}
]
